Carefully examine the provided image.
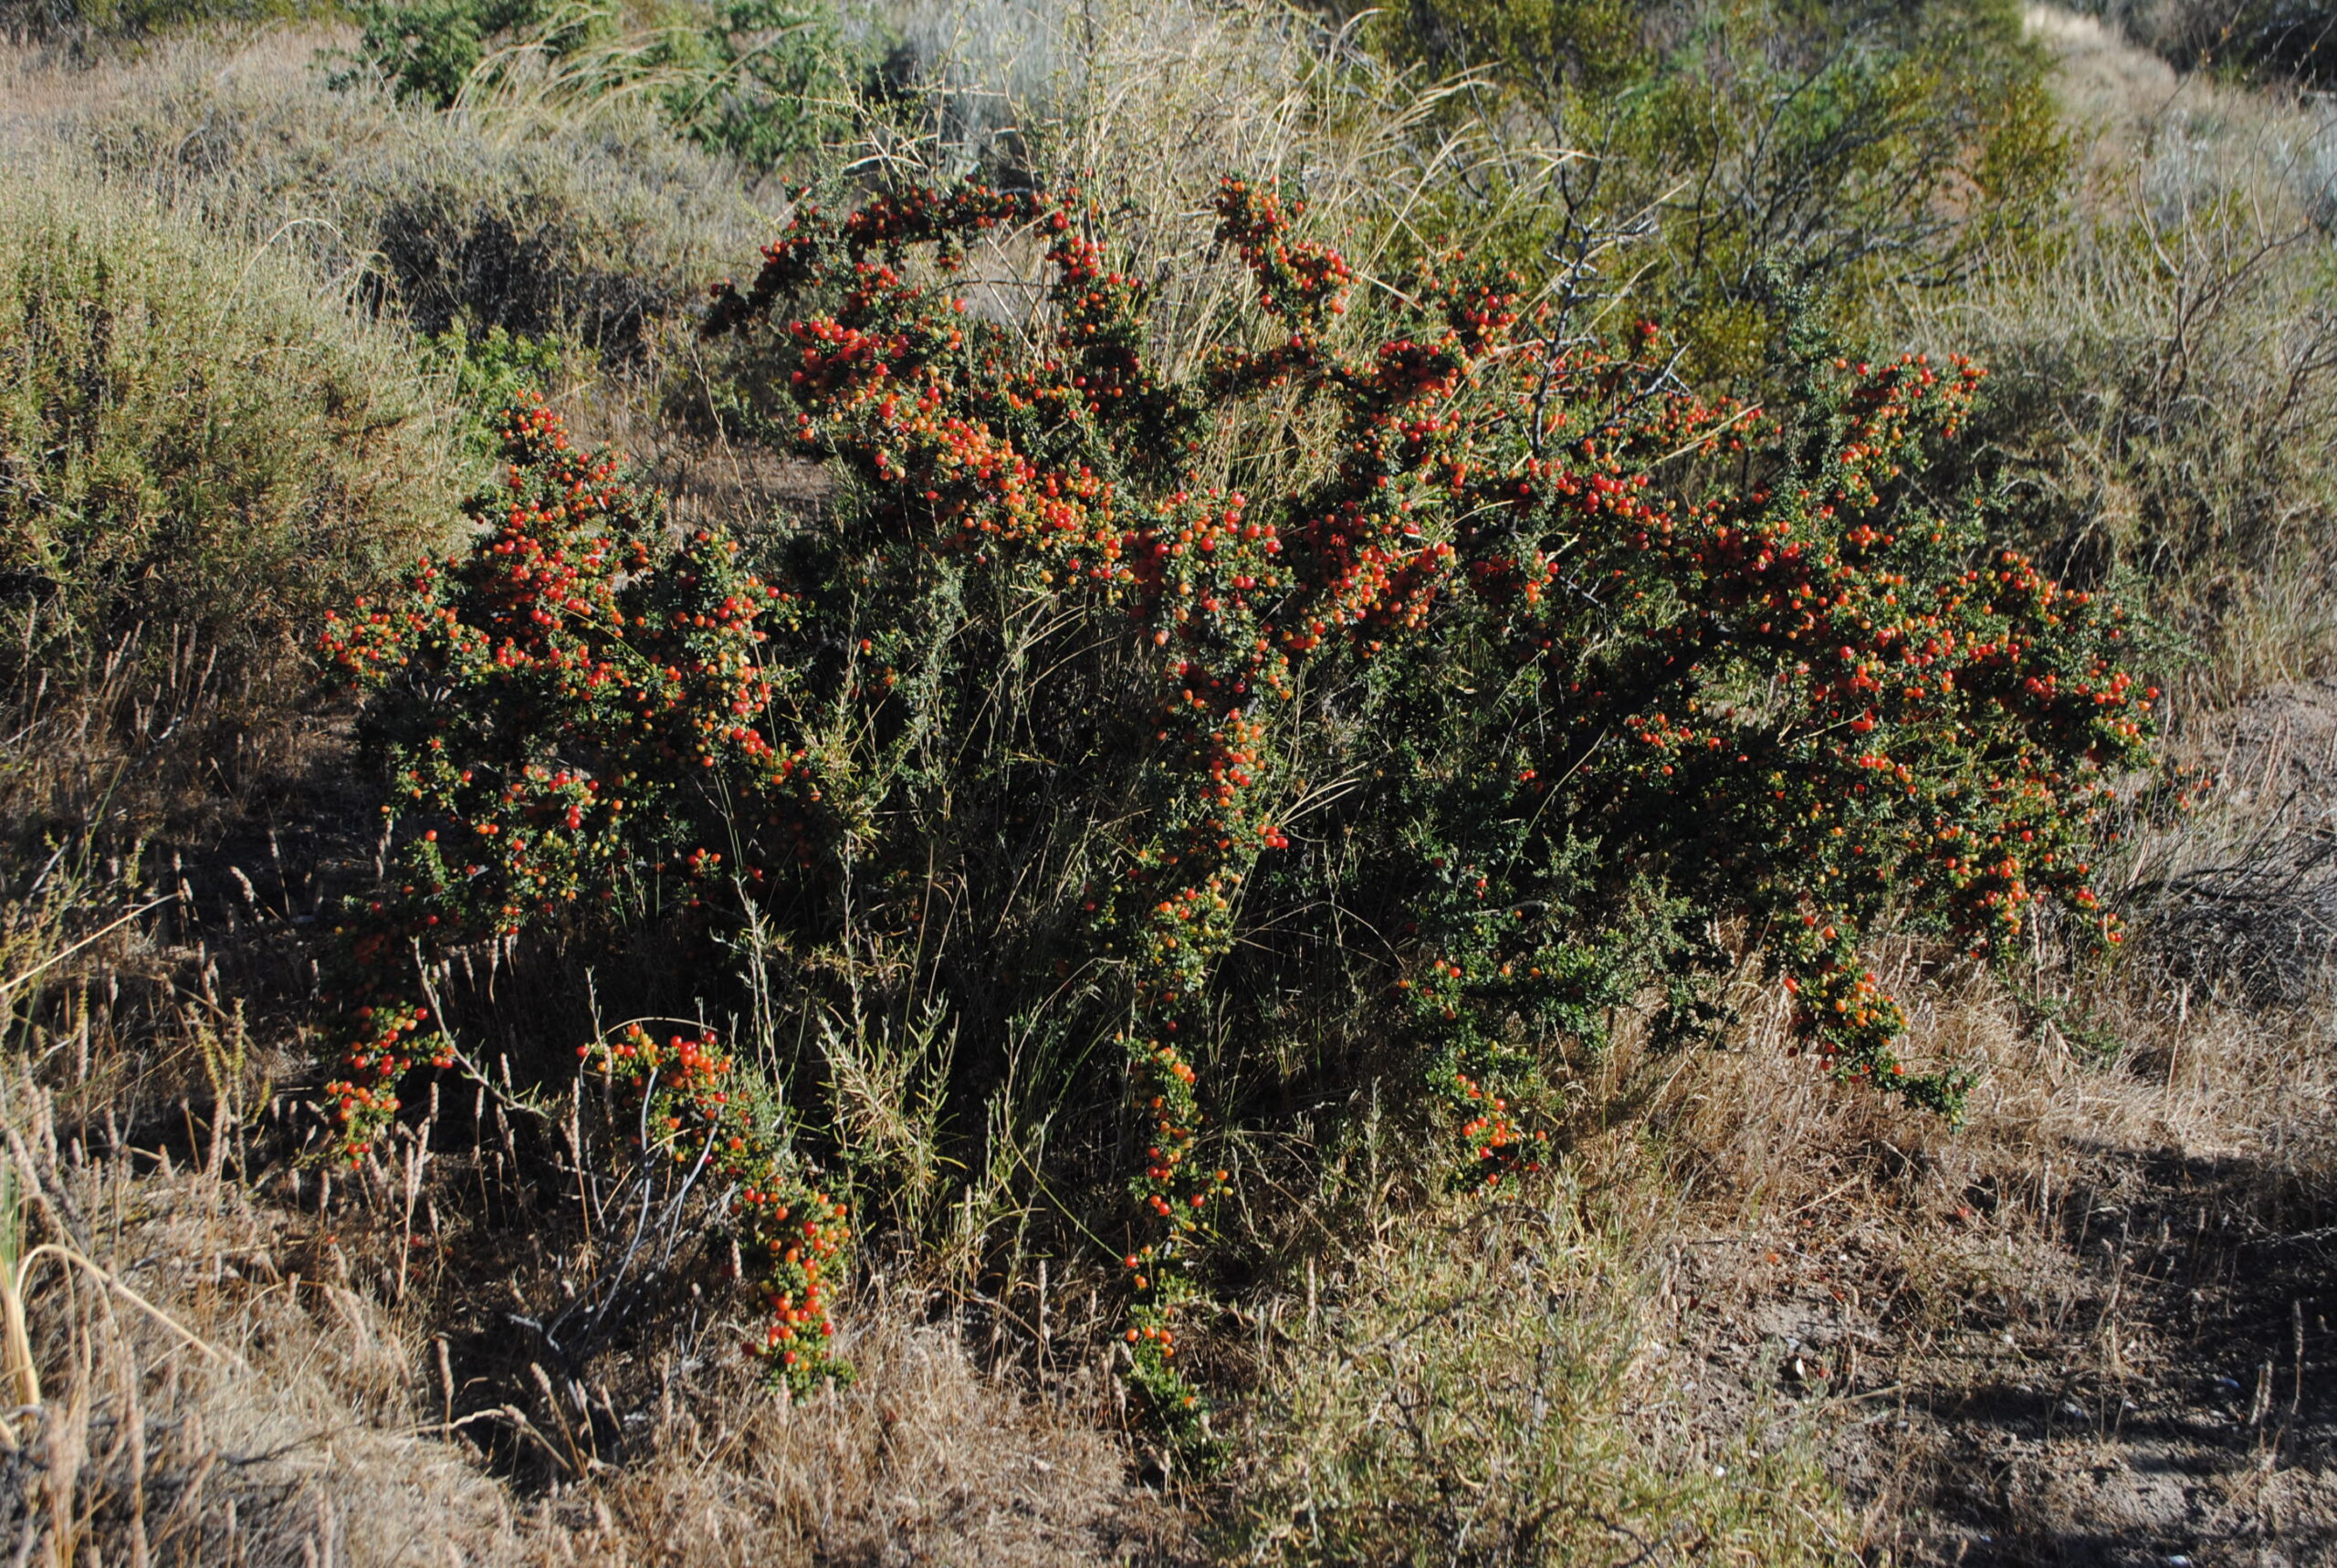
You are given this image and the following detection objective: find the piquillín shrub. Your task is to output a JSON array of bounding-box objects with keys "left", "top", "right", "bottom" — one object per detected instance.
[{"left": 320, "top": 177, "right": 2155, "bottom": 1422}]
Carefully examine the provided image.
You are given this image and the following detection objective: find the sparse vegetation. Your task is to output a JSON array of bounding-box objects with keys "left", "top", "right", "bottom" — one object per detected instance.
[
  {"left": 341, "top": 0, "right": 857, "bottom": 168},
  {"left": 1, "top": 3, "right": 2332, "bottom": 1563}
]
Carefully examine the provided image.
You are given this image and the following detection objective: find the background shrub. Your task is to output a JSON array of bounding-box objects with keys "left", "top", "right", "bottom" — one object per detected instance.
[
  {"left": 1344, "top": 0, "right": 2070, "bottom": 385},
  {"left": 65, "top": 57, "right": 768, "bottom": 356},
  {"left": 629, "top": 0, "right": 860, "bottom": 169},
  {"left": 0, "top": 0, "right": 310, "bottom": 47},
  {"left": 342, "top": 0, "right": 860, "bottom": 169},
  {"left": 0, "top": 172, "right": 468, "bottom": 702},
  {"left": 347, "top": 0, "right": 565, "bottom": 109}
]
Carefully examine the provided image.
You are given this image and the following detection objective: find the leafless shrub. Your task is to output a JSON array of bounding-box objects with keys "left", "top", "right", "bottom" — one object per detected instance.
[{"left": 1883, "top": 13, "right": 2337, "bottom": 704}]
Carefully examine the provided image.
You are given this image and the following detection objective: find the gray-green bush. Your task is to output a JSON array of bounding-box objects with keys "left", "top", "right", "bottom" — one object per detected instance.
[
  {"left": 0, "top": 172, "right": 469, "bottom": 689},
  {"left": 66, "top": 60, "right": 768, "bottom": 354}
]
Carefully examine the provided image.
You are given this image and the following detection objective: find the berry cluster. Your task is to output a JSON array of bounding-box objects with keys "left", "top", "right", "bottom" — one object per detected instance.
[
  {"left": 582, "top": 1025, "right": 851, "bottom": 1393},
  {"left": 317, "top": 402, "right": 854, "bottom": 1377},
  {"left": 320, "top": 402, "right": 818, "bottom": 1155}
]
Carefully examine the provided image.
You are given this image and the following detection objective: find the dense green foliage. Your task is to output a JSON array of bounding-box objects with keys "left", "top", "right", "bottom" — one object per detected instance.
[{"left": 350, "top": 0, "right": 565, "bottom": 108}]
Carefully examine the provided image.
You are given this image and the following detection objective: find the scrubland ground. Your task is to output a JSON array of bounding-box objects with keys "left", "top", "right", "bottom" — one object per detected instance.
[
  {"left": 1652, "top": 681, "right": 2337, "bottom": 1564},
  {"left": 1, "top": 4, "right": 2334, "bottom": 1563}
]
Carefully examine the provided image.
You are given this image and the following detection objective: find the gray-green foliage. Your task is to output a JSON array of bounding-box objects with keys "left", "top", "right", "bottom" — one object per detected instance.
[
  {"left": 69, "top": 66, "right": 765, "bottom": 354},
  {"left": 0, "top": 173, "right": 468, "bottom": 683}
]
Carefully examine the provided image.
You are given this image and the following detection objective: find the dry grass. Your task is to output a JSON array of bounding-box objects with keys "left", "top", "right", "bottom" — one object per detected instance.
[
  {"left": 1886, "top": 9, "right": 2337, "bottom": 702},
  {"left": 1225, "top": 1167, "right": 1863, "bottom": 1566},
  {"left": 1559, "top": 677, "right": 2337, "bottom": 1562},
  {"left": 0, "top": 1055, "right": 1190, "bottom": 1565}
]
